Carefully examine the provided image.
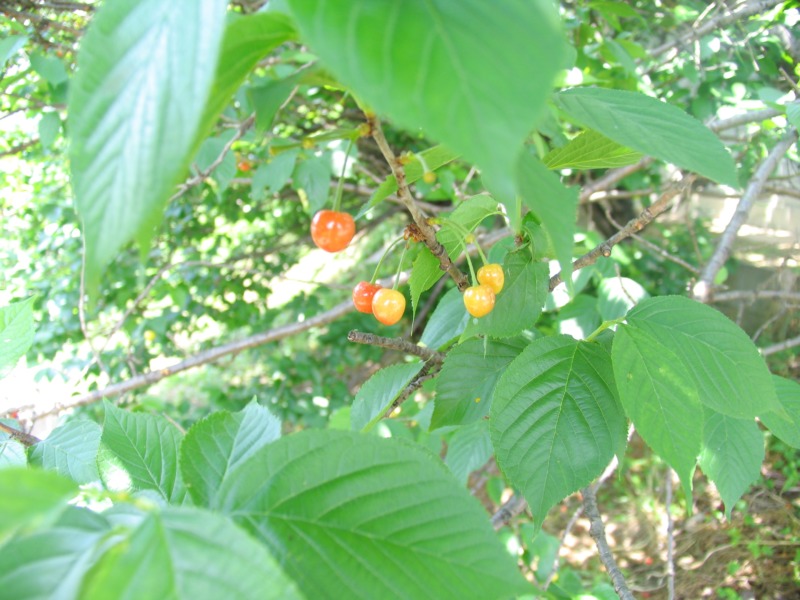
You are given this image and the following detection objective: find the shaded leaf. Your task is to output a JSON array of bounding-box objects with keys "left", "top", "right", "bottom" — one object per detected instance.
[
  {"left": 409, "top": 247, "right": 444, "bottom": 318},
  {"left": 491, "top": 336, "right": 627, "bottom": 524},
  {"left": 0, "top": 297, "right": 35, "bottom": 377},
  {"left": 516, "top": 154, "right": 578, "bottom": 290},
  {"left": 445, "top": 420, "right": 492, "bottom": 484},
  {"left": 699, "top": 410, "right": 763, "bottom": 518},
  {"left": 432, "top": 337, "right": 527, "bottom": 429},
  {"left": 0, "top": 468, "right": 76, "bottom": 540},
  {"left": 69, "top": 0, "right": 228, "bottom": 295},
  {"left": 28, "top": 420, "right": 102, "bottom": 484},
  {"left": 0, "top": 506, "right": 111, "bottom": 600},
  {"left": 436, "top": 195, "right": 499, "bottom": 259},
  {"left": 554, "top": 87, "right": 738, "bottom": 186},
  {"left": 419, "top": 287, "right": 471, "bottom": 351},
  {"left": 101, "top": 401, "right": 186, "bottom": 503},
  {"left": 612, "top": 325, "right": 701, "bottom": 495},
  {"left": 293, "top": 153, "right": 332, "bottom": 214},
  {"left": 351, "top": 362, "right": 423, "bottom": 431},
  {"left": 626, "top": 296, "right": 780, "bottom": 419},
  {"left": 81, "top": 507, "right": 301, "bottom": 600},
  {"left": 217, "top": 430, "right": 531, "bottom": 599},
  {"left": 181, "top": 402, "right": 281, "bottom": 507},
  {"left": 543, "top": 130, "right": 642, "bottom": 170},
  {"left": 287, "top": 0, "right": 566, "bottom": 185},
  {"left": 759, "top": 375, "right": 800, "bottom": 449}
]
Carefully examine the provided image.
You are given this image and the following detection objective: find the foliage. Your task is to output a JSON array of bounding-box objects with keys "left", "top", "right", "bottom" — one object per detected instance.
[{"left": 1, "top": 0, "right": 799, "bottom": 598}]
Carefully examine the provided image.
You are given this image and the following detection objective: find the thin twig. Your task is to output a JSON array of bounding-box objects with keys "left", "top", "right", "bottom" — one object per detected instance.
[
  {"left": 693, "top": 128, "right": 798, "bottom": 302},
  {"left": 543, "top": 503, "right": 584, "bottom": 588},
  {"left": 761, "top": 334, "right": 800, "bottom": 357},
  {"left": 550, "top": 175, "right": 696, "bottom": 291},
  {"left": 582, "top": 485, "right": 636, "bottom": 600},
  {"left": 0, "top": 422, "right": 41, "bottom": 447},
  {"left": 385, "top": 363, "right": 440, "bottom": 416},
  {"left": 665, "top": 468, "right": 676, "bottom": 600},
  {"left": 31, "top": 299, "right": 357, "bottom": 417},
  {"left": 347, "top": 331, "right": 445, "bottom": 363},
  {"left": 368, "top": 114, "right": 470, "bottom": 291},
  {"left": 712, "top": 290, "right": 800, "bottom": 303},
  {"left": 491, "top": 494, "right": 528, "bottom": 530},
  {"left": 650, "top": 0, "right": 785, "bottom": 58}
]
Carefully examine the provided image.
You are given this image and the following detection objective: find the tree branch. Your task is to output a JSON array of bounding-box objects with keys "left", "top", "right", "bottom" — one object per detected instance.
[
  {"left": 582, "top": 485, "right": 636, "bottom": 600},
  {"left": 0, "top": 422, "right": 41, "bottom": 447},
  {"left": 550, "top": 174, "right": 696, "bottom": 291},
  {"left": 693, "top": 128, "right": 798, "bottom": 302},
  {"left": 761, "top": 334, "right": 800, "bottom": 357},
  {"left": 33, "top": 299, "right": 357, "bottom": 418},
  {"left": 650, "top": 0, "right": 786, "bottom": 58},
  {"left": 347, "top": 331, "right": 445, "bottom": 363},
  {"left": 368, "top": 114, "right": 470, "bottom": 291}
]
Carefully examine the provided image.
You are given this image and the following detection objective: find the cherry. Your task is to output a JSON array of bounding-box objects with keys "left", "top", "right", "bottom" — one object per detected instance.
[
  {"left": 310, "top": 210, "right": 355, "bottom": 253},
  {"left": 237, "top": 160, "right": 253, "bottom": 172},
  {"left": 464, "top": 284, "right": 495, "bottom": 318},
  {"left": 352, "top": 281, "right": 381, "bottom": 313},
  {"left": 477, "top": 264, "right": 504, "bottom": 294},
  {"left": 372, "top": 289, "right": 405, "bottom": 325}
]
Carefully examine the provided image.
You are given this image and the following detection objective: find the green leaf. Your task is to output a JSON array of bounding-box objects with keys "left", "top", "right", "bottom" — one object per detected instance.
[
  {"left": 28, "top": 420, "right": 102, "bottom": 484},
  {"left": 351, "top": 362, "right": 424, "bottom": 432},
  {"left": 249, "top": 73, "right": 302, "bottom": 131},
  {"left": 81, "top": 507, "right": 301, "bottom": 600},
  {"left": 251, "top": 149, "right": 299, "bottom": 200},
  {"left": 554, "top": 88, "right": 738, "bottom": 187},
  {"left": 101, "top": 401, "right": 186, "bottom": 503},
  {"left": 432, "top": 337, "right": 527, "bottom": 429},
  {"left": 759, "top": 375, "right": 800, "bottom": 449},
  {"left": 0, "top": 468, "right": 76, "bottom": 540},
  {"left": 436, "top": 195, "right": 499, "bottom": 259},
  {"left": 626, "top": 296, "right": 780, "bottom": 419},
  {"left": 217, "top": 429, "right": 531, "bottom": 599},
  {"left": 461, "top": 251, "right": 549, "bottom": 339},
  {"left": 611, "top": 325, "right": 701, "bottom": 495},
  {"left": 556, "top": 294, "right": 600, "bottom": 339},
  {"left": 491, "top": 336, "right": 627, "bottom": 524},
  {"left": 444, "top": 420, "right": 492, "bottom": 484},
  {"left": 0, "top": 297, "right": 35, "bottom": 377},
  {"left": 357, "top": 145, "right": 460, "bottom": 217},
  {"left": 181, "top": 402, "right": 281, "bottom": 507},
  {"left": 0, "top": 35, "right": 26, "bottom": 67},
  {"left": 0, "top": 506, "right": 111, "bottom": 600},
  {"left": 0, "top": 438, "right": 26, "bottom": 468},
  {"left": 287, "top": 0, "right": 565, "bottom": 184},
  {"left": 786, "top": 101, "right": 800, "bottom": 131},
  {"left": 38, "top": 111, "right": 62, "bottom": 148},
  {"left": 409, "top": 247, "right": 444, "bottom": 318},
  {"left": 29, "top": 52, "right": 69, "bottom": 86},
  {"left": 699, "top": 410, "right": 763, "bottom": 518},
  {"left": 596, "top": 277, "right": 649, "bottom": 321},
  {"left": 543, "top": 130, "right": 643, "bottom": 170},
  {"left": 197, "top": 12, "right": 297, "bottom": 142},
  {"left": 293, "top": 153, "right": 332, "bottom": 214},
  {"left": 516, "top": 154, "right": 579, "bottom": 290},
  {"left": 69, "top": 0, "right": 228, "bottom": 296},
  {"left": 419, "top": 287, "right": 471, "bottom": 350}
]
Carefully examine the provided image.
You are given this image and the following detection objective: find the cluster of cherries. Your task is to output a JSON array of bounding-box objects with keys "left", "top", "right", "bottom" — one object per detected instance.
[{"left": 310, "top": 209, "right": 504, "bottom": 326}]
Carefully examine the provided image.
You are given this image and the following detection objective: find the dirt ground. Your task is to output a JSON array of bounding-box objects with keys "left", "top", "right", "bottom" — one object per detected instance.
[{"left": 538, "top": 438, "right": 800, "bottom": 599}]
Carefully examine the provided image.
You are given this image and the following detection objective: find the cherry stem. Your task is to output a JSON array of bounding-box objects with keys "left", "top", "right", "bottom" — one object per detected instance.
[
  {"left": 394, "top": 241, "right": 410, "bottom": 290},
  {"left": 444, "top": 218, "right": 489, "bottom": 266},
  {"left": 416, "top": 151, "right": 432, "bottom": 175},
  {"left": 371, "top": 237, "right": 405, "bottom": 285},
  {"left": 332, "top": 138, "right": 355, "bottom": 213},
  {"left": 585, "top": 317, "right": 626, "bottom": 342},
  {"left": 462, "top": 241, "right": 477, "bottom": 285}
]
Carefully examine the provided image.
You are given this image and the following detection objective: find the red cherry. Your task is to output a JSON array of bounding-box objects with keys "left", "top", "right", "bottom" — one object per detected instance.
[
  {"left": 352, "top": 281, "right": 381, "bottom": 313},
  {"left": 310, "top": 210, "right": 356, "bottom": 253}
]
